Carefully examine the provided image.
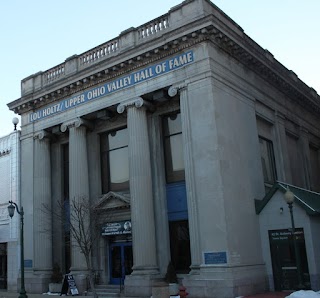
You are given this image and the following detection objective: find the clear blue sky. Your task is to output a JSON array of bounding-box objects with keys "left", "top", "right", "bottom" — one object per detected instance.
[{"left": 1, "top": 0, "right": 319, "bottom": 135}]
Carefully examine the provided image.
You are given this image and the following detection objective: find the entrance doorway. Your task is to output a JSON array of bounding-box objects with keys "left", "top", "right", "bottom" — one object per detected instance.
[
  {"left": 109, "top": 243, "right": 133, "bottom": 285},
  {"left": 0, "top": 243, "right": 7, "bottom": 289},
  {"left": 269, "top": 228, "right": 310, "bottom": 290}
]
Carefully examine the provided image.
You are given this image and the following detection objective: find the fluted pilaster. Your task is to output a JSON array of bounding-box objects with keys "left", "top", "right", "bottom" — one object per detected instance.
[
  {"left": 117, "top": 98, "right": 158, "bottom": 274},
  {"left": 33, "top": 130, "right": 52, "bottom": 272},
  {"left": 61, "top": 117, "right": 91, "bottom": 271},
  {"left": 300, "top": 127, "right": 311, "bottom": 189},
  {"left": 274, "top": 112, "right": 291, "bottom": 182}
]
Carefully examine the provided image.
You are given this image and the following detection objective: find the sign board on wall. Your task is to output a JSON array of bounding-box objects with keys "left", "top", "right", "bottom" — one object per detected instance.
[
  {"left": 24, "top": 259, "right": 33, "bottom": 268},
  {"left": 204, "top": 251, "right": 227, "bottom": 265},
  {"left": 29, "top": 50, "right": 195, "bottom": 123},
  {"left": 102, "top": 221, "right": 132, "bottom": 236},
  {"left": 269, "top": 228, "right": 304, "bottom": 242}
]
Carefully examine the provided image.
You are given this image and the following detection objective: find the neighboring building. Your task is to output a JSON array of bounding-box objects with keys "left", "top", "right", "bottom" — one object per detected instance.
[
  {"left": 6, "top": 0, "right": 320, "bottom": 297},
  {"left": 256, "top": 183, "right": 320, "bottom": 292},
  {"left": 0, "top": 129, "right": 20, "bottom": 291}
]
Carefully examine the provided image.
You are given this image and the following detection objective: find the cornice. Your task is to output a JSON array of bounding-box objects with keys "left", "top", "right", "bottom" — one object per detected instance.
[{"left": 10, "top": 17, "right": 320, "bottom": 116}]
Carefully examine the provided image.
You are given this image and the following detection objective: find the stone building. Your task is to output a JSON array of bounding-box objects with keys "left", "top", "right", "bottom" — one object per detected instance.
[
  {"left": 7, "top": 0, "right": 320, "bottom": 297},
  {"left": 0, "top": 128, "right": 20, "bottom": 291}
]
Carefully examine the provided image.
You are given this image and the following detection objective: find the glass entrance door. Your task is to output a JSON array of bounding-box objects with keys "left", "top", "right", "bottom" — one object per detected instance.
[
  {"left": 109, "top": 242, "right": 133, "bottom": 285},
  {"left": 0, "top": 243, "right": 7, "bottom": 289},
  {"left": 269, "top": 229, "right": 310, "bottom": 290}
]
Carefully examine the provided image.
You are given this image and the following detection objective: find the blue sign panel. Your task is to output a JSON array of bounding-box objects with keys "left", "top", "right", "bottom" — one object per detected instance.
[
  {"left": 24, "top": 259, "right": 33, "bottom": 268},
  {"left": 204, "top": 252, "right": 227, "bottom": 265},
  {"left": 102, "top": 221, "right": 132, "bottom": 236},
  {"left": 29, "top": 50, "right": 195, "bottom": 123}
]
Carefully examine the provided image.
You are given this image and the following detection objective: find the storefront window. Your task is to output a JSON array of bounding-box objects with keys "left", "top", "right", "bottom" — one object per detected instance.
[
  {"left": 163, "top": 113, "right": 185, "bottom": 183},
  {"left": 101, "top": 128, "right": 129, "bottom": 192}
]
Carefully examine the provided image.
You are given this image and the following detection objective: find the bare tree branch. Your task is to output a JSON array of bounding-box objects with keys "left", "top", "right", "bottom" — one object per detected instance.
[{"left": 42, "top": 197, "right": 101, "bottom": 298}]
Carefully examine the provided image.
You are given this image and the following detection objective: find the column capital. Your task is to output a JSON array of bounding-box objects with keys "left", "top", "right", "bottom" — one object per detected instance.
[
  {"left": 275, "top": 111, "right": 286, "bottom": 121},
  {"left": 300, "top": 126, "right": 309, "bottom": 136},
  {"left": 60, "top": 117, "right": 93, "bottom": 133},
  {"left": 117, "top": 97, "right": 153, "bottom": 114},
  {"left": 168, "top": 82, "right": 187, "bottom": 97},
  {"left": 34, "top": 130, "right": 52, "bottom": 140}
]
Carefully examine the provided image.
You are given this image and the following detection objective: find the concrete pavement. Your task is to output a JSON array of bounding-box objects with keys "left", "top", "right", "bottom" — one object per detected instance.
[
  {"left": 0, "top": 290, "right": 293, "bottom": 298},
  {"left": 244, "top": 292, "right": 292, "bottom": 298},
  {"left": 0, "top": 292, "right": 94, "bottom": 298}
]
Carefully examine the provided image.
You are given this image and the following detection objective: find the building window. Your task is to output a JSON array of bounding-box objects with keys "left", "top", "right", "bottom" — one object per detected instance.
[
  {"left": 259, "top": 137, "right": 277, "bottom": 187},
  {"left": 309, "top": 145, "right": 320, "bottom": 192},
  {"left": 286, "top": 134, "right": 304, "bottom": 187},
  {"left": 101, "top": 128, "right": 129, "bottom": 192},
  {"left": 163, "top": 113, "right": 185, "bottom": 183}
]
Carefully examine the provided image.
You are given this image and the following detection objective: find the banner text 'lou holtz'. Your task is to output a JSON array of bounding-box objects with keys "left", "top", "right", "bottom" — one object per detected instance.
[{"left": 29, "top": 50, "right": 194, "bottom": 122}]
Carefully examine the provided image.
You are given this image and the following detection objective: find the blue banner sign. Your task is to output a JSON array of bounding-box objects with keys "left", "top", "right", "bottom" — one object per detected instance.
[
  {"left": 204, "top": 251, "right": 227, "bottom": 265},
  {"left": 29, "top": 50, "right": 194, "bottom": 123},
  {"left": 101, "top": 220, "right": 132, "bottom": 236},
  {"left": 24, "top": 259, "right": 33, "bottom": 268}
]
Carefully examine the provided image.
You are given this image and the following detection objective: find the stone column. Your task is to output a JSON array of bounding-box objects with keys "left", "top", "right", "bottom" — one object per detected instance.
[
  {"left": 117, "top": 98, "right": 158, "bottom": 274},
  {"left": 33, "top": 130, "right": 52, "bottom": 274},
  {"left": 61, "top": 118, "right": 92, "bottom": 274},
  {"left": 168, "top": 84, "right": 201, "bottom": 273}
]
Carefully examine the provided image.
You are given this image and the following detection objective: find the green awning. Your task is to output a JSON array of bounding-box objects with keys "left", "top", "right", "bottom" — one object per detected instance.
[{"left": 255, "top": 182, "right": 320, "bottom": 216}]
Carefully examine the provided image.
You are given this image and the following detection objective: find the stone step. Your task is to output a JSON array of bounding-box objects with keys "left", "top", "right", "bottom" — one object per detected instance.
[{"left": 87, "top": 284, "right": 122, "bottom": 297}]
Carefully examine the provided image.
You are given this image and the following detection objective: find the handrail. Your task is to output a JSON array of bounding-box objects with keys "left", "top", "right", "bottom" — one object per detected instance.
[
  {"left": 137, "top": 15, "right": 169, "bottom": 39},
  {"left": 79, "top": 39, "right": 119, "bottom": 67},
  {"left": 43, "top": 63, "right": 65, "bottom": 84}
]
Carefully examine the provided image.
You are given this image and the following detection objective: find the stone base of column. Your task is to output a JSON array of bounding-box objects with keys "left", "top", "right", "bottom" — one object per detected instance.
[
  {"left": 69, "top": 270, "right": 89, "bottom": 295},
  {"left": 124, "top": 270, "right": 161, "bottom": 297},
  {"left": 23, "top": 274, "right": 51, "bottom": 294},
  {"left": 151, "top": 280, "right": 170, "bottom": 298},
  {"left": 182, "top": 264, "right": 267, "bottom": 298}
]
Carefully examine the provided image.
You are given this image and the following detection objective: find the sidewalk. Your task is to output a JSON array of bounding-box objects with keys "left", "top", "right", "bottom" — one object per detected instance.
[
  {"left": 0, "top": 290, "right": 293, "bottom": 298},
  {"left": 0, "top": 292, "right": 92, "bottom": 298},
  {"left": 244, "top": 292, "right": 292, "bottom": 298}
]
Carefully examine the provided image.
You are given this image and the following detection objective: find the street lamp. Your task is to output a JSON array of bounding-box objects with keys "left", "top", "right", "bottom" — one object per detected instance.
[
  {"left": 12, "top": 117, "right": 19, "bottom": 131},
  {"left": 8, "top": 201, "right": 28, "bottom": 298},
  {"left": 283, "top": 187, "right": 304, "bottom": 289}
]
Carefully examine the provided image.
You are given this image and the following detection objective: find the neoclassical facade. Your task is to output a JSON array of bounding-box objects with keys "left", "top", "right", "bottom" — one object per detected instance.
[{"left": 7, "top": 0, "right": 320, "bottom": 297}]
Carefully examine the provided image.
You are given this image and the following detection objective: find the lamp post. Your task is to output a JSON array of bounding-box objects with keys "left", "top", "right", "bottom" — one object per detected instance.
[
  {"left": 8, "top": 201, "right": 28, "bottom": 298},
  {"left": 12, "top": 117, "right": 19, "bottom": 131},
  {"left": 283, "top": 188, "right": 304, "bottom": 289}
]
